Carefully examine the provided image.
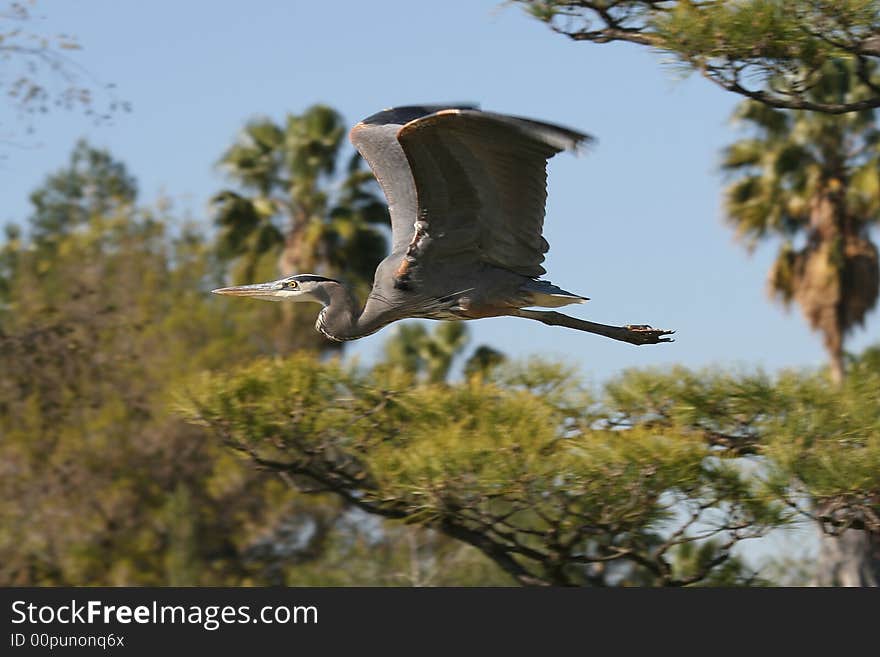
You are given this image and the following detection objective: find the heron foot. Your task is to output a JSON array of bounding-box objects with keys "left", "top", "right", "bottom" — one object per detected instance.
[{"left": 622, "top": 325, "right": 675, "bottom": 345}]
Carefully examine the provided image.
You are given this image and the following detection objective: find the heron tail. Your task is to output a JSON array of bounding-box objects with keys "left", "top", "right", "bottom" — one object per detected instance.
[{"left": 521, "top": 280, "right": 588, "bottom": 308}]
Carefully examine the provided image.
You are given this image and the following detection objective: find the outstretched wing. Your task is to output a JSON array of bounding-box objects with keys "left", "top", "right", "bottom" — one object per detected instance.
[
  {"left": 394, "top": 109, "right": 591, "bottom": 286},
  {"left": 349, "top": 104, "right": 478, "bottom": 254}
]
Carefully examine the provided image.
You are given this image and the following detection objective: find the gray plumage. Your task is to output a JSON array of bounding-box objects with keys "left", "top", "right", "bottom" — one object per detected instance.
[{"left": 213, "top": 104, "right": 673, "bottom": 347}]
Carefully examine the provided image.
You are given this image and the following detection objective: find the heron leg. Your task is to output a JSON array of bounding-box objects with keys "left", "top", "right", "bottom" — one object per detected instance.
[{"left": 512, "top": 309, "right": 674, "bottom": 346}]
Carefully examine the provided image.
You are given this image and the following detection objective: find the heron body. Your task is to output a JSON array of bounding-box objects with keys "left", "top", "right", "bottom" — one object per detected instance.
[{"left": 213, "top": 105, "right": 673, "bottom": 346}]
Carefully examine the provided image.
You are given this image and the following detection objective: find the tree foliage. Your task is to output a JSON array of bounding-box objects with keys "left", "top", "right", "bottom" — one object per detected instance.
[
  {"left": 0, "top": 198, "right": 278, "bottom": 584},
  {"left": 181, "top": 351, "right": 879, "bottom": 586},
  {"left": 380, "top": 320, "right": 507, "bottom": 384},
  {"left": 516, "top": 1, "right": 880, "bottom": 114},
  {"left": 26, "top": 139, "right": 138, "bottom": 242}
]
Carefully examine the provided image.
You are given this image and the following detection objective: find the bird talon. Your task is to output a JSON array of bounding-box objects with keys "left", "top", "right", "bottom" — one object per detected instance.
[{"left": 624, "top": 324, "right": 675, "bottom": 345}]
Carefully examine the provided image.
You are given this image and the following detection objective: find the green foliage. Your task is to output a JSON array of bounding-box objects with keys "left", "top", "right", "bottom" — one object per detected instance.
[
  {"left": 380, "top": 321, "right": 471, "bottom": 383},
  {"left": 380, "top": 320, "right": 508, "bottom": 384},
  {"left": 463, "top": 345, "right": 506, "bottom": 381},
  {"left": 182, "top": 347, "right": 880, "bottom": 585},
  {"left": 761, "top": 361, "right": 880, "bottom": 528},
  {"left": 655, "top": 0, "right": 822, "bottom": 68},
  {"left": 605, "top": 358, "right": 880, "bottom": 533},
  {"left": 183, "top": 355, "right": 813, "bottom": 586},
  {"left": 27, "top": 140, "right": 138, "bottom": 243},
  {"left": 0, "top": 198, "right": 285, "bottom": 584},
  {"left": 669, "top": 540, "right": 771, "bottom": 587},
  {"left": 516, "top": 1, "right": 880, "bottom": 113}
]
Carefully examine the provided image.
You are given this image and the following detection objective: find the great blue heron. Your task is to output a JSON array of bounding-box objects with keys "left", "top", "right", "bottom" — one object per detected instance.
[{"left": 213, "top": 104, "right": 673, "bottom": 346}]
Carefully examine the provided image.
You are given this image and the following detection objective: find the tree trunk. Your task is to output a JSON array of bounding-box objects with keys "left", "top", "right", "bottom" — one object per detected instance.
[
  {"left": 828, "top": 346, "right": 845, "bottom": 385},
  {"left": 814, "top": 335, "right": 879, "bottom": 586},
  {"left": 278, "top": 215, "right": 310, "bottom": 277},
  {"left": 815, "top": 528, "right": 880, "bottom": 587},
  {"left": 813, "top": 341, "right": 879, "bottom": 586}
]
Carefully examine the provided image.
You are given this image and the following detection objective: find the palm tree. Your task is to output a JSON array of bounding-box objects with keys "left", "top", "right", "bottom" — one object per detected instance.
[
  {"left": 722, "top": 60, "right": 880, "bottom": 384},
  {"left": 382, "top": 322, "right": 470, "bottom": 384},
  {"left": 382, "top": 321, "right": 507, "bottom": 384},
  {"left": 463, "top": 345, "right": 507, "bottom": 382},
  {"left": 212, "top": 104, "right": 389, "bottom": 313}
]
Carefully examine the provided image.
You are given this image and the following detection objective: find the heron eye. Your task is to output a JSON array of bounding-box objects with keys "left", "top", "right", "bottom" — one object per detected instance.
[{"left": 287, "top": 280, "right": 298, "bottom": 289}]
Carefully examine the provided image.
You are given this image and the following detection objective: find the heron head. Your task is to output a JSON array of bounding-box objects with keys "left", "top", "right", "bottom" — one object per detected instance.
[{"left": 212, "top": 274, "right": 338, "bottom": 304}]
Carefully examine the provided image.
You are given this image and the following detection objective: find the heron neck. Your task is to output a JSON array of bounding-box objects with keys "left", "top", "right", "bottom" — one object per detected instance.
[{"left": 314, "top": 282, "right": 367, "bottom": 342}]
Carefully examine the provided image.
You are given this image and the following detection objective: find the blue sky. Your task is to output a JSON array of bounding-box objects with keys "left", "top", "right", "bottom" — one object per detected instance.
[{"left": 2, "top": 0, "right": 877, "bottom": 385}]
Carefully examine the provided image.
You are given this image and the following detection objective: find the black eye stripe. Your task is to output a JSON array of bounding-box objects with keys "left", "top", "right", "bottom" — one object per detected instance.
[{"left": 288, "top": 275, "right": 339, "bottom": 283}]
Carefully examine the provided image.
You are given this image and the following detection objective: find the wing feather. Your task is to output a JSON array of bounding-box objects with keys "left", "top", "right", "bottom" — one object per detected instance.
[
  {"left": 396, "top": 109, "right": 592, "bottom": 280},
  {"left": 348, "top": 104, "right": 478, "bottom": 253}
]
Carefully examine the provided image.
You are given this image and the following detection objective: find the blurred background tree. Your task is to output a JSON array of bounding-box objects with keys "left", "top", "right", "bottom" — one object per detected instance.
[
  {"left": 0, "top": 146, "right": 280, "bottom": 584},
  {"left": 722, "top": 59, "right": 880, "bottom": 385},
  {"left": 211, "top": 105, "right": 389, "bottom": 353},
  {"left": 380, "top": 321, "right": 506, "bottom": 384},
  {"left": 27, "top": 139, "right": 137, "bottom": 242}
]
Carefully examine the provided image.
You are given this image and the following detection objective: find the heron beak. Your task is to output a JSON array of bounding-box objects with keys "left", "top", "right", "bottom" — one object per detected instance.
[{"left": 211, "top": 282, "right": 278, "bottom": 297}]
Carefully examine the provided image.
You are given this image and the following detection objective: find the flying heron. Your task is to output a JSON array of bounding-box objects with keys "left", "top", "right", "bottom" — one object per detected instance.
[{"left": 213, "top": 104, "right": 673, "bottom": 346}]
